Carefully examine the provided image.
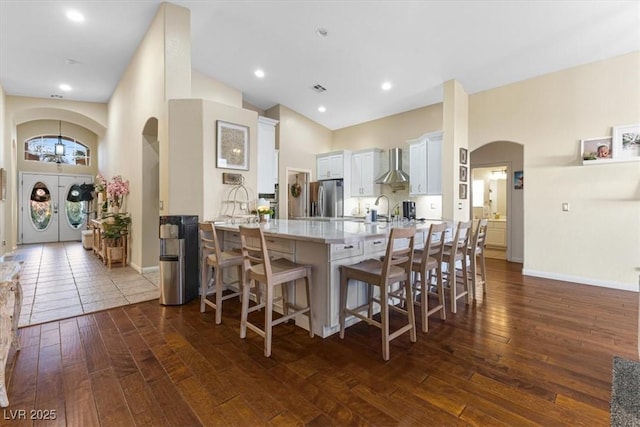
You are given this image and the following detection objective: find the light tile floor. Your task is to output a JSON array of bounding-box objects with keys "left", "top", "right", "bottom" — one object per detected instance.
[{"left": 3, "top": 241, "right": 160, "bottom": 327}]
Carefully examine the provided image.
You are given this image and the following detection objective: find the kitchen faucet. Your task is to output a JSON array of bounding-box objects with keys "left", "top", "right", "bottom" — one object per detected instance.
[{"left": 374, "top": 194, "right": 390, "bottom": 217}]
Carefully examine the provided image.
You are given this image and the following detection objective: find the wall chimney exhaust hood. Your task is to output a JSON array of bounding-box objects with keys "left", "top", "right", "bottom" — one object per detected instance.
[{"left": 375, "top": 148, "right": 409, "bottom": 185}]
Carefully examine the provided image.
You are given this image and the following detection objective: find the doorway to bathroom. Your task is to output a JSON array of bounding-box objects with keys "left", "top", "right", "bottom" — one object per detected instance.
[{"left": 471, "top": 165, "right": 509, "bottom": 260}]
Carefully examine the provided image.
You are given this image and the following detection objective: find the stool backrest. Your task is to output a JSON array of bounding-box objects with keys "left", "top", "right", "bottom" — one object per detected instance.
[
  {"left": 239, "top": 225, "right": 272, "bottom": 280},
  {"left": 421, "top": 223, "right": 447, "bottom": 267},
  {"left": 471, "top": 219, "right": 488, "bottom": 252},
  {"left": 382, "top": 227, "right": 416, "bottom": 280},
  {"left": 199, "top": 222, "right": 221, "bottom": 259},
  {"left": 451, "top": 220, "right": 473, "bottom": 258}
]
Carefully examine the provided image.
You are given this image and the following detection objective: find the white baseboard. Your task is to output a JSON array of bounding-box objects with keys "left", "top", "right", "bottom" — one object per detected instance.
[
  {"left": 127, "top": 263, "right": 160, "bottom": 275},
  {"left": 139, "top": 265, "right": 159, "bottom": 275},
  {"left": 522, "top": 268, "right": 639, "bottom": 292}
]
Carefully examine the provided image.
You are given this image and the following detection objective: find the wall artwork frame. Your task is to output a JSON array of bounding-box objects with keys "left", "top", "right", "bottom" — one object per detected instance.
[
  {"left": 581, "top": 136, "right": 613, "bottom": 163},
  {"left": 459, "top": 165, "right": 468, "bottom": 182},
  {"left": 459, "top": 147, "right": 468, "bottom": 165},
  {"left": 514, "top": 170, "right": 523, "bottom": 190},
  {"left": 459, "top": 183, "right": 467, "bottom": 200},
  {"left": 612, "top": 124, "right": 640, "bottom": 160},
  {"left": 217, "top": 120, "right": 249, "bottom": 170},
  {"left": 0, "top": 168, "right": 5, "bottom": 200}
]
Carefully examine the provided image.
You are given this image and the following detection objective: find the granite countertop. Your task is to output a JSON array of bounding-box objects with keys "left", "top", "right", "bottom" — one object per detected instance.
[
  {"left": 215, "top": 219, "right": 444, "bottom": 244},
  {"left": 0, "top": 261, "right": 21, "bottom": 284}
]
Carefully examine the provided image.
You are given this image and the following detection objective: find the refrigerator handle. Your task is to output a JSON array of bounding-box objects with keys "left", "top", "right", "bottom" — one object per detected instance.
[{"left": 318, "top": 185, "right": 324, "bottom": 217}]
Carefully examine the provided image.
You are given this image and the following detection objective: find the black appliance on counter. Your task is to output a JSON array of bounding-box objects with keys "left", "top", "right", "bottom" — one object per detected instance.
[{"left": 402, "top": 201, "right": 416, "bottom": 220}]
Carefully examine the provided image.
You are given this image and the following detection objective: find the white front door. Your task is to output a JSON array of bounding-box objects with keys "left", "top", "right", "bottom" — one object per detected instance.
[{"left": 21, "top": 173, "right": 93, "bottom": 244}]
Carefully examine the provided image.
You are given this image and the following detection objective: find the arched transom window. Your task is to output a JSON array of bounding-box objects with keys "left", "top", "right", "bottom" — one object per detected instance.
[{"left": 24, "top": 135, "right": 91, "bottom": 165}]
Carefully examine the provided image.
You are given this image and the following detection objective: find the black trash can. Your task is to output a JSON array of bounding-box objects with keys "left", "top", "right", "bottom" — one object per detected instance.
[{"left": 159, "top": 215, "right": 199, "bottom": 305}]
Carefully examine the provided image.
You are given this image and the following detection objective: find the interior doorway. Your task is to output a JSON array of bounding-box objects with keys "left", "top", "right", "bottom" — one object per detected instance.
[
  {"left": 470, "top": 164, "right": 509, "bottom": 260},
  {"left": 20, "top": 172, "right": 93, "bottom": 244},
  {"left": 285, "top": 168, "right": 310, "bottom": 219}
]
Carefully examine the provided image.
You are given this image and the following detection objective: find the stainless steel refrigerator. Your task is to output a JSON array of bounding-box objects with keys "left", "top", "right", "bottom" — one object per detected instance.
[{"left": 310, "top": 179, "right": 344, "bottom": 218}]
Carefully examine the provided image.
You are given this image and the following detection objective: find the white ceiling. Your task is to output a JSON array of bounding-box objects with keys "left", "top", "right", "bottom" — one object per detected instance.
[{"left": 1, "top": 1, "right": 638, "bottom": 130}]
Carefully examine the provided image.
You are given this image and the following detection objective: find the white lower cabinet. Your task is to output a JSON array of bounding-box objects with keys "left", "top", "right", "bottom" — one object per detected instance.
[{"left": 486, "top": 220, "right": 506, "bottom": 248}]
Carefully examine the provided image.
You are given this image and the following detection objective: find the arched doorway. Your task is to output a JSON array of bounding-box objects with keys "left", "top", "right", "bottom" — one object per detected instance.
[
  {"left": 470, "top": 141, "right": 524, "bottom": 263},
  {"left": 141, "top": 118, "right": 160, "bottom": 270}
]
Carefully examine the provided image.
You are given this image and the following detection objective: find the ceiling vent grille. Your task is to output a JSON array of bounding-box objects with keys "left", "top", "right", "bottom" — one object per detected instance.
[{"left": 311, "top": 84, "right": 327, "bottom": 93}]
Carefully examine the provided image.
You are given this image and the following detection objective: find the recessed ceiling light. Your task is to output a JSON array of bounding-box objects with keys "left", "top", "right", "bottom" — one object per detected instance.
[
  {"left": 59, "top": 84, "right": 72, "bottom": 91},
  {"left": 316, "top": 28, "right": 328, "bottom": 37},
  {"left": 66, "top": 10, "right": 85, "bottom": 23},
  {"left": 318, "top": 106, "right": 326, "bottom": 113},
  {"left": 381, "top": 82, "right": 392, "bottom": 91},
  {"left": 254, "top": 69, "right": 265, "bottom": 78}
]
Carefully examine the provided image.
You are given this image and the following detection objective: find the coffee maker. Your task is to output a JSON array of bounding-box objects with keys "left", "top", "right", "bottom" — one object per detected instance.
[{"left": 402, "top": 201, "right": 416, "bottom": 220}]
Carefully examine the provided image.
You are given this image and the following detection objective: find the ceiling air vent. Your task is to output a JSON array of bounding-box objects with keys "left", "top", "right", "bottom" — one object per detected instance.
[{"left": 311, "top": 84, "right": 327, "bottom": 93}]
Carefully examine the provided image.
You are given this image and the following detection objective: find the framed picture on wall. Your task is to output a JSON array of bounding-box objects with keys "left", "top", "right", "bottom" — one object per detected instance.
[
  {"left": 217, "top": 121, "right": 249, "bottom": 170},
  {"left": 581, "top": 136, "right": 612, "bottom": 163},
  {"left": 514, "top": 170, "right": 523, "bottom": 190},
  {"left": 612, "top": 124, "right": 640, "bottom": 160},
  {"left": 459, "top": 147, "right": 468, "bottom": 164},
  {"left": 459, "top": 165, "right": 468, "bottom": 182},
  {"left": 459, "top": 183, "right": 467, "bottom": 199},
  {"left": 0, "top": 168, "right": 5, "bottom": 200}
]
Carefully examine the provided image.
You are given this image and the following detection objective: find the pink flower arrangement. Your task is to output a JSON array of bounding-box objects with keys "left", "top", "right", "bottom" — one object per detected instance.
[{"left": 106, "top": 175, "right": 130, "bottom": 208}]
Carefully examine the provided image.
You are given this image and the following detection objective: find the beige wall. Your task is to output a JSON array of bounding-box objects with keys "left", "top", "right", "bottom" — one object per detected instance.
[
  {"left": 333, "top": 103, "right": 444, "bottom": 219},
  {"left": 3, "top": 96, "right": 107, "bottom": 251},
  {"left": 0, "top": 84, "right": 7, "bottom": 254},
  {"left": 267, "top": 105, "right": 332, "bottom": 217},
  {"left": 16, "top": 120, "right": 98, "bottom": 176},
  {"left": 443, "top": 80, "right": 469, "bottom": 222},
  {"left": 107, "top": 3, "right": 191, "bottom": 271},
  {"left": 168, "top": 99, "right": 257, "bottom": 221},
  {"left": 470, "top": 51, "right": 640, "bottom": 290},
  {"left": 192, "top": 70, "right": 243, "bottom": 107}
]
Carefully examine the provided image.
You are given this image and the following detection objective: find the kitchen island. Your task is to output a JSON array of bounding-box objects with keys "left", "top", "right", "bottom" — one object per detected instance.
[{"left": 215, "top": 219, "right": 444, "bottom": 337}]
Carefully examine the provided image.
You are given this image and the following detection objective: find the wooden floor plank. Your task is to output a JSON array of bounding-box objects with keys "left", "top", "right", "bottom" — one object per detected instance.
[
  {"left": 61, "top": 362, "right": 100, "bottom": 427},
  {"left": 2, "top": 259, "right": 637, "bottom": 426},
  {"left": 90, "top": 367, "right": 135, "bottom": 426}
]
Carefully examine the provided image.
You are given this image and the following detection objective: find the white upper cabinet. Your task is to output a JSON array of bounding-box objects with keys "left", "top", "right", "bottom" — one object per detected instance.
[
  {"left": 257, "top": 117, "right": 279, "bottom": 193},
  {"left": 317, "top": 151, "right": 351, "bottom": 180},
  {"left": 351, "top": 149, "right": 382, "bottom": 197},
  {"left": 408, "top": 131, "right": 442, "bottom": 196}
]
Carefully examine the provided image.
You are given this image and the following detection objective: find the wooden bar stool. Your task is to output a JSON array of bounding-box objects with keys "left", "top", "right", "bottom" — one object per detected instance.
[
  {"left": 411, "top": 223, "right": 447, "bottom": 332},
  {"left": 442, "top": 220, "right": 473, "bottom": 314},
  {"left": 199, "top": 222, "right": 244, "bottom": 324},
  {"left": 339, "top": 227, "right": 416, "bottom": 361},
  {"left": 239, "top": 225, "right": 314, "bottom": 357},
  {"left": 468, "top": 219, "right": 488, "bottom": 299}
]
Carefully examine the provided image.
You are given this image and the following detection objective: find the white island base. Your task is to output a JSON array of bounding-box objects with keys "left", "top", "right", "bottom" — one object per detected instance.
[{"left": 217, "top": 219, "right": 438, "bottom": 338}]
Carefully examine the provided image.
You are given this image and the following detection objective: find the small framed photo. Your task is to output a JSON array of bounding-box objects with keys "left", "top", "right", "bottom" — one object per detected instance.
[
  {"left": 514, "top": 171, "right": 523, "bottom": 190},
  {"left": 612, "top": 124, "right": 640, "bottom": 160},
  {"left": 0, "top": 168, "right": 6, "bottom": 200},
  {"left": 459, "top": 165, "right": 467, "bottom": 182},
  {"left": 217, "top": 121, "right": 249, "bottom": 170},
  {"left": 222, "top": 172, "right": 243, "bottom": 185},
  {"left": 459, "top": 147, "right": 468, "bottom": 165},
  {"left": 581, "top": 136, "right": 612, "bottom": 163},
  {"left": 459, "top": 183, "right": 467, "bottom": 199}
]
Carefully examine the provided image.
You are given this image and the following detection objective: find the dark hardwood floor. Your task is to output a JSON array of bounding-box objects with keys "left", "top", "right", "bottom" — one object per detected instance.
[{"left": 2, "top": 259, "right": 638, "bottom": 426}]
